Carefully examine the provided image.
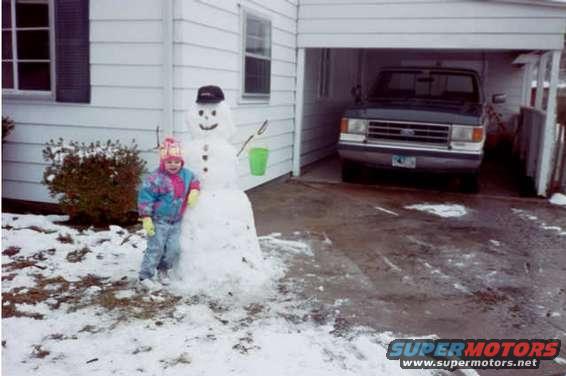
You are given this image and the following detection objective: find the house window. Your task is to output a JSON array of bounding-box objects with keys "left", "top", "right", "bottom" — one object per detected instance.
[
  {"left": 318, "top": 48, "right": 331, "bottom": 98},
  {"left": 2, "top": 0, "right": 53, "bottom": 93},
  {"left": 242, "top": 10, "right": 271, "bottom": 97}
]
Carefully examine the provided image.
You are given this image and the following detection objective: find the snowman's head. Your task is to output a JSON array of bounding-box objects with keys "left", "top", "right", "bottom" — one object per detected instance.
[{"left": 185, "top": 86, "right": 236, "bottom": 140}]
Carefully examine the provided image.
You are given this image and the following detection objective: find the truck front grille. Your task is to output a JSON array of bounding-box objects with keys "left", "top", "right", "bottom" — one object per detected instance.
[{"left": 368, "top": 120, "right": 450, "bottom": 145}]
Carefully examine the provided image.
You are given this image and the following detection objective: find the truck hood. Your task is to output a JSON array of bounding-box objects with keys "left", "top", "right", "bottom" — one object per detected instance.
[{"left": 344, "top": 100, "right": 483, "bottom": 126}]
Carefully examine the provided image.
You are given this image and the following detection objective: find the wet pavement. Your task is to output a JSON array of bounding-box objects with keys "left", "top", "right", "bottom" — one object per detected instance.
[{"left": 249, "top": 178, "right": 566, "bottom": 376}]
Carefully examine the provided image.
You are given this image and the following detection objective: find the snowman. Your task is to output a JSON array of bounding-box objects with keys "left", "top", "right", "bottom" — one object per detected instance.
[{"left": 172, "top": 85, "right": 271, "bottom": 296}]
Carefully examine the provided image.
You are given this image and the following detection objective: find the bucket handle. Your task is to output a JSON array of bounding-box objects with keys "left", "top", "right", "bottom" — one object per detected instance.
[{"left": 237, "top": 120, "right": 269, "bottom": 157}]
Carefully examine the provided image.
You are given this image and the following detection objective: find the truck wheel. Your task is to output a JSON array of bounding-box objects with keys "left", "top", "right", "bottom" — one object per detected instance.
[
  {"left": 341, "top": 159, "right": 362, "bottom": 183},
  {"left": 460, "top": 173, "right": 480, "bottom": 193}
]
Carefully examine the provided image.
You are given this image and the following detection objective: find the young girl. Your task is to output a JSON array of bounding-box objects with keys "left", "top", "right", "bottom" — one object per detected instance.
[{"left": 137, "top": 137, "right": 200, "bottom": 290}]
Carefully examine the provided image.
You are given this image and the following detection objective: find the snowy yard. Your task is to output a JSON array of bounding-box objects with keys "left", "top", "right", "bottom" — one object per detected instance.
[{"left": 1, "top": 213, "right": 435, "bottom": 376}]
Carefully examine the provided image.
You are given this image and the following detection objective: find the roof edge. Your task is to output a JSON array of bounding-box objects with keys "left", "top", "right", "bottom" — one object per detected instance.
[{"left": 492, "top": 0, "right": 566, "bottom": 8}]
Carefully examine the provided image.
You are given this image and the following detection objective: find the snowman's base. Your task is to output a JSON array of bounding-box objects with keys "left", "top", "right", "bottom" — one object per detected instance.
[{"left": 172, "top": 189, "right": 276, "bottom": 297}]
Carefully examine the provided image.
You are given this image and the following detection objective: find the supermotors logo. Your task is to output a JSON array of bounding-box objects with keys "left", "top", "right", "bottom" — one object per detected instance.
[{"left": 386, "top": 339, "right": 561, "bottom": 370}]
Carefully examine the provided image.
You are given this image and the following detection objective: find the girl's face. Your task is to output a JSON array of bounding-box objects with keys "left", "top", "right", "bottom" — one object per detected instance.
[{"left": 164, "top": 159, "right": 182, "bottom": 174}]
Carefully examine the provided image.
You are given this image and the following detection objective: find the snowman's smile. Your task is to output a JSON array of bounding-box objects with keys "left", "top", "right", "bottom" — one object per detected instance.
[{"left": 199, "top": 123, "right": 218, "bottom": 131}]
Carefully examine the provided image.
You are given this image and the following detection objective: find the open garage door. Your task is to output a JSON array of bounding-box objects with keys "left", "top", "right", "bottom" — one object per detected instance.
[{"left": 295, "top": 48, "right": 563, "bottom": 197}]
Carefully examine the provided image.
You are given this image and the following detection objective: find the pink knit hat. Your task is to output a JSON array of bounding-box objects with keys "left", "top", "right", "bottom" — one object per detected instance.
[{"left": 159, "top": 137, "right": 184, "bottom": 168}]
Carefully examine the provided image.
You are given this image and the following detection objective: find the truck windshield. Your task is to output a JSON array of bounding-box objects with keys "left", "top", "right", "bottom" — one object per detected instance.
[{"left": 368, "top": 70, "right": 480, "bottom": 103}]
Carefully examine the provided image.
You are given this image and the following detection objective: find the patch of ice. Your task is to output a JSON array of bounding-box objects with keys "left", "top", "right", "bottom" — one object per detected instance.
[
  {"left": 489, "top": 240, "right": 501, "bottom": 247},
  {"left": 333, "top": 299, "right": 349, "bottom": 307},
  {"left": 374, "top": 206, "right": 399, "bottom": 216},
  {"left": 382, "top": 256, "right": 402, "bottom": 272},
  {"left": 405, "top": 203, "right": 467, "bottom": 218},
  {"left": 549, "top": 193, "right": 566, "bottom": 206}
]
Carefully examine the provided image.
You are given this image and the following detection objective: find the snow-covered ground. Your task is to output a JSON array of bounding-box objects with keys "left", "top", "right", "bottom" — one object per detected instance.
[{"left": 2, "top": 213, "right": 436, "bottom": 375}]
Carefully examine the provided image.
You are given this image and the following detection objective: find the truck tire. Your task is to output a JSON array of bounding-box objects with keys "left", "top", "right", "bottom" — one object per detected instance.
[
  {"left": 341, "top": 159, "right": 362, "bottom": 183},
  {"left": 460, "top": 173, "right": 480, "bottom": 193}
]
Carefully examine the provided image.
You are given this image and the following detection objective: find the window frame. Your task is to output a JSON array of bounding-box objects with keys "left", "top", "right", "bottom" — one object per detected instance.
[
  {"left": 317, "top": 48, "right": 331, "bottom": 99},
  {"left": 240, "top": 7, "right": 272, "bottom": 102},
  {"left": 2, "top": 0, "right": 56, "bottom": 99}
]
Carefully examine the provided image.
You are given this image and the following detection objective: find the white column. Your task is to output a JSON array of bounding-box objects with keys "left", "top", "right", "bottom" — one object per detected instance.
[
  {"left": 535, "top": 52, "right": 549, "bottom": 110},
  {"left": 536, "top": 49, "right": 562, "bottom": 196},
  {"left": 292, "top": 48, "right": 306, "bottom": 177}
]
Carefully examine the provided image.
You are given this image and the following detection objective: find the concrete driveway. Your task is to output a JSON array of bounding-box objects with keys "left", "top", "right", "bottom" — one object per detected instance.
[{"left": 249, "top": 179, "right": 566, "bottom": 376}]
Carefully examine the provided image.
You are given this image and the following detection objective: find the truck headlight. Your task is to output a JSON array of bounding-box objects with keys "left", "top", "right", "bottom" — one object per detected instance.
[
  {"left": 340, "top": 118, "right": 368, "bottom": 134},
  {"left": 451, "top": 125, "right": 484, "bottom": 143}
]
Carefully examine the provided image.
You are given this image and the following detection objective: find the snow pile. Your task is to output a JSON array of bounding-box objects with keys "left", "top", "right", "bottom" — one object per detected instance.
[
  {"left": 2, "top": 213, "right": 436, "bottom": 376},
  {"left": 549, "top": 193, "right": 566, "bottom": 206},
  {"left": 404, "top": 203, "right": 468, "bottom": 218}
]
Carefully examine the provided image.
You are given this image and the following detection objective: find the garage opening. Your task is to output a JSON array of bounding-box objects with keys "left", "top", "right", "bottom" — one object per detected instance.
[{"left": 296, "top": 48, "right": 564, "bottom": 197}]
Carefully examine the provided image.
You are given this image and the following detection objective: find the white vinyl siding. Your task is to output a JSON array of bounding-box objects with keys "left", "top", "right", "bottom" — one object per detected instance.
[
  {"left": 298, "top": 1, "right": 566, "bottom": 50},
  {"left": 2, "top": 0, "right": 164, "bottom": 202},
  {"left": 175, "top": 0, "right": 297, "bottom": 191}
]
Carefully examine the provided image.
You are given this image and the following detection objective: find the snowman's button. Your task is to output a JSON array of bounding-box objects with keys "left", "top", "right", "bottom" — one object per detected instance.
[
  {"left": 203, "top": 144, "right": 209, "bottom": 151},
  {"left": 203, "top": 167, "right": 208, "bottom": 173},
  {"left": 202, "top": 155, "right": 208, "bottom": 161}
]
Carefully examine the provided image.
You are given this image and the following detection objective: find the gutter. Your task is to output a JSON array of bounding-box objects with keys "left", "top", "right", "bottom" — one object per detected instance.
[{"left": 162, "top": 0, "right": 174, "bottom": 136}]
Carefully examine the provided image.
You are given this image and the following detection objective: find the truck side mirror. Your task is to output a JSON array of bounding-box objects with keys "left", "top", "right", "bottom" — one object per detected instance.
[{"left": 492, "top": 93, "right": 506, "bottom": 104}]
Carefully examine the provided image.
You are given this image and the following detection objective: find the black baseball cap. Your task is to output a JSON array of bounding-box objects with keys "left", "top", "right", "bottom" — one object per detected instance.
[{"left": 196, "top": 85, "right": 225, "bottom": 103}]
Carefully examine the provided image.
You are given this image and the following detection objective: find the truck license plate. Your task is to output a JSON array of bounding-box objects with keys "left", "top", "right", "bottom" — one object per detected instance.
[{"left": 392, "top": 155, "right": 416, "bottom": 168}]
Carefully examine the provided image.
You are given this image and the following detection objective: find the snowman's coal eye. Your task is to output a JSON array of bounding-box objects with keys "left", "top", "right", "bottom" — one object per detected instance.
[
  {"left": 198, "top": 110, "right": 204, "bottom": 116},
  {"left": 212, "top": 110, "right": 217, "bottom": 116}
]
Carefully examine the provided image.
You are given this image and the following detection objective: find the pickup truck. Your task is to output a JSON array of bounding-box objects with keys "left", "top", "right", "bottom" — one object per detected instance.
[{"left": 338, "top": 66, "right": 505, "bottom": 192}]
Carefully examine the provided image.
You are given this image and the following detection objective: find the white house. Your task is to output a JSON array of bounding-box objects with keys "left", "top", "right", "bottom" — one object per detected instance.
[{"left": 2, "top": 0, "right": 566, "bottom": 203}]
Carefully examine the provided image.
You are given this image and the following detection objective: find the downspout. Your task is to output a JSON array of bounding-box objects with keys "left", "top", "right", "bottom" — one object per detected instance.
[{"left": 162, "top": 0, "right": 174, "bottom": 136}]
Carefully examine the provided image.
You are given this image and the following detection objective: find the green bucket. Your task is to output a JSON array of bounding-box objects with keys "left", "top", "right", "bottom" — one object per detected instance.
[{"left": 249, "top": 147, "right": 269, "bottom": 176}]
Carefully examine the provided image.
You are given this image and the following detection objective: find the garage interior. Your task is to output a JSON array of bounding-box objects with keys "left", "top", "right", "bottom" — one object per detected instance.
[{"left": 295, "top": 48, "right": 564, "bottom": 197}]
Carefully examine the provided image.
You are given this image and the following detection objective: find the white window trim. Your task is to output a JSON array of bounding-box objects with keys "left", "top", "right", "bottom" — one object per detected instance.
[
  {"left": 2, "top": 0, "right": 55, "bottom": 100},
  {"left": 239, "top": 7, "right": 271, "bottom": 104},
  {"left": 317, "top": 48, "right": 331, "bottom": 100}
]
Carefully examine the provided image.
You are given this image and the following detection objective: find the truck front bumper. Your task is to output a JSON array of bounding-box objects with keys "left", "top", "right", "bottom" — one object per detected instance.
[{"left": 338, "top": 142, "right": 483, "bottom": 173}]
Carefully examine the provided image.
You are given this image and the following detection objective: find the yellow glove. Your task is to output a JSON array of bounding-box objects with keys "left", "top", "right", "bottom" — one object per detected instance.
[
  {"left": 188, "top": 189, "right": 199, "bottom": 208},
  {"left": 142, "top": 217, "right": 155, "bottom": 237}
]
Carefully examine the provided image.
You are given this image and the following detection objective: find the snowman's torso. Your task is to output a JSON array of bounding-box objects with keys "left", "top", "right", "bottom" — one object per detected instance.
[{"left": 184, "top": 138, "right": 238, "bottom": 190}]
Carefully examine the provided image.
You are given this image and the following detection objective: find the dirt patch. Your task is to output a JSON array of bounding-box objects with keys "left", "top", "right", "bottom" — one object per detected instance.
[
  {"left": 25, "top": 226, "right": 57, "bottom": 234},
  {"left": 160, "top": 352, "right": 192, "bottom": 368},
  {"left": 2, "top": 246, "right": 21, "bottom": 256},
  {"left": 3, "top": 259, "right": 46, "bottom": 272},
  {"left": 31, "top": 345, "right": 50, "bottom": 358},
  {"left": 66, "top": 247, "right": 91, "bottom": 263},
  {"left": 57, "top": 233, "right": 74, "bottom": 244},
  {"left": 472, "top": 289, "right": 509, "bottom": 306}
]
